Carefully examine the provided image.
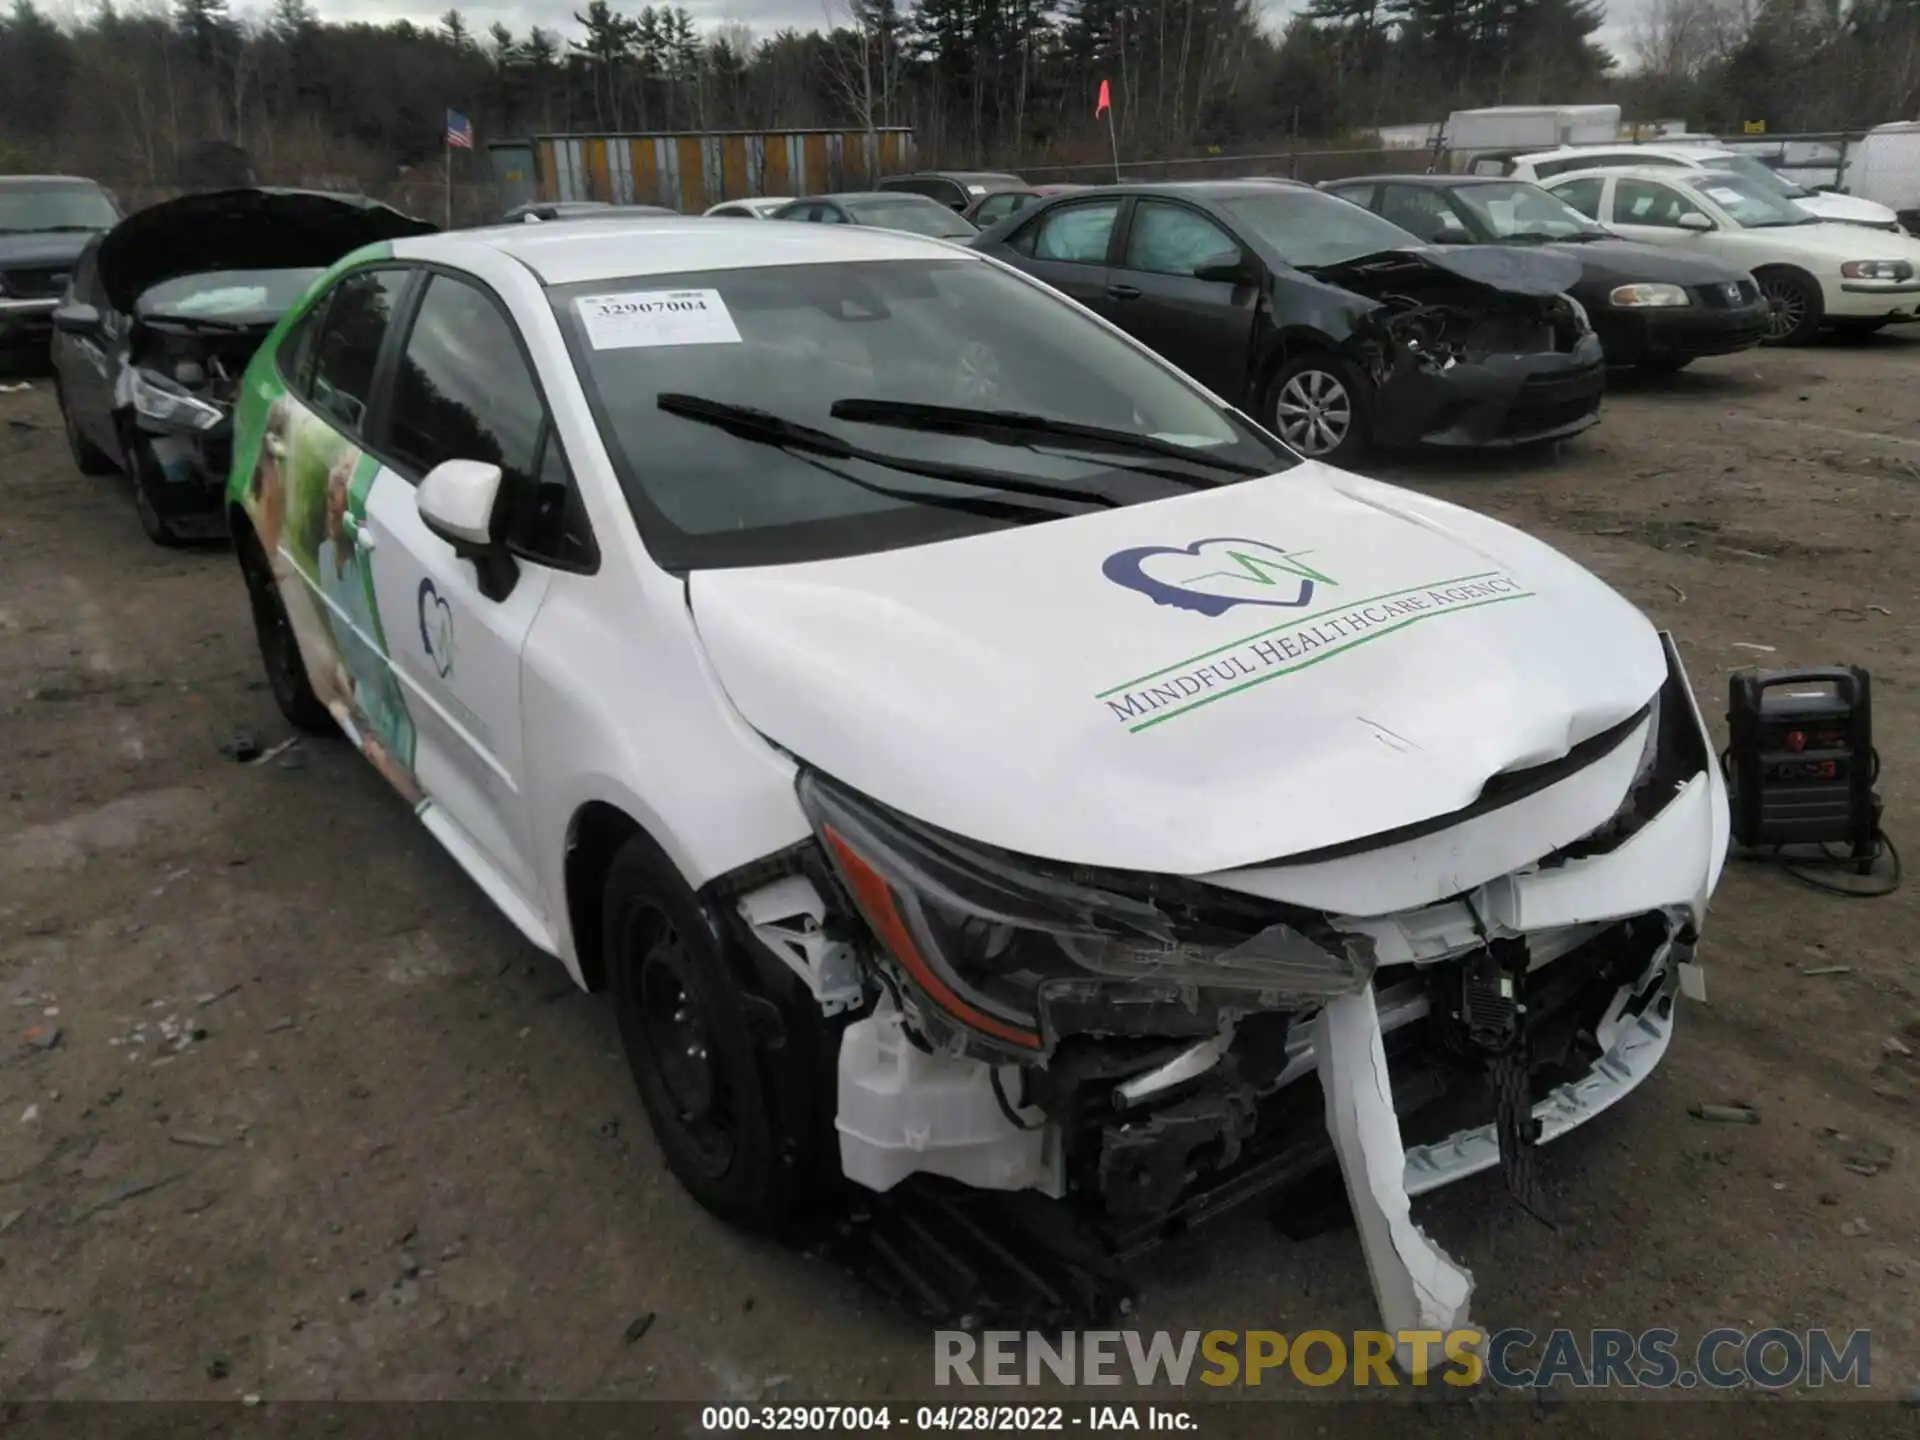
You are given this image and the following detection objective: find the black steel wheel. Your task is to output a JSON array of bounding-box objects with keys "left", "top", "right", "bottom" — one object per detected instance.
[{"left": 605, "top": 838, "right": 801, "bottom": 1228}]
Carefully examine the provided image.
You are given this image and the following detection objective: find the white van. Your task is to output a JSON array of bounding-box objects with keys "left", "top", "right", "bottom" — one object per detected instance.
[
  {"left": 1507, "top": 142, "right": 1902, "bottom": 231},
  {"left": 1852, "top": 122, "right": 1920, "bottom": 231}
]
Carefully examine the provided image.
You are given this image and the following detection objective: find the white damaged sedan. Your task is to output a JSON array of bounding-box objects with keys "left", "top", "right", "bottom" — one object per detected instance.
[{"left": 227, "top": 216, "right": 1729, "bottom": 1349}]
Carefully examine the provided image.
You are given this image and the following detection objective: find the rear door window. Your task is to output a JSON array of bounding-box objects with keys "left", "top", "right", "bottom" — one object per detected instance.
[
  {"left": 1553, "top": 176, "right": 1606, "bottom": 219},
  {"left": 1030, "top": 200, "right": 1123, "bottom": 263},
  {"left": 304, "top": 268, "right": 410, "bottom": 437}
]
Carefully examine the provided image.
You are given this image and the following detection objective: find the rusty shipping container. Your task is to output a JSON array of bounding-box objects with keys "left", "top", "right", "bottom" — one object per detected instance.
[{"left": 525, "top": 129, "right": 917, "bottom": 213}]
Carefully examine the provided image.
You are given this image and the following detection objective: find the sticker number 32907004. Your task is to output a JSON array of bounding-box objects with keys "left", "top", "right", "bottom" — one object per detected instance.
[{"left": 575, "top": 289, "right": 744, "bottom": 350}]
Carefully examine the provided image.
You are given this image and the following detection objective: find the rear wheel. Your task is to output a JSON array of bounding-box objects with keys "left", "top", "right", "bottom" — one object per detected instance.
[
  {"left": 237, "top": 524, "right": 332, "bottom": 733},
  {"left": 1266, "top": 352, "right": 1370, "bottom": 466},
  {"left": 56, "top": 379, "right": 118, "bottom": 476},
  {"left": 605, "top": 839, "right": 806, "bottom": 1229},
  {"left": 1756, "top": 269, "right": 1824, "bottom": 346}
]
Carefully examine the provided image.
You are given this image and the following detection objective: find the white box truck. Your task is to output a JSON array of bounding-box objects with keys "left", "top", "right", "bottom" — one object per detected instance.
[{"left": 1442, "top": 104, "right": 1621, "bottom": 169}]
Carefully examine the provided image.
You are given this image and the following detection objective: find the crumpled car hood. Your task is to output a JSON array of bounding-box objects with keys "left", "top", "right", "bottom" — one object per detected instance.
[
  {"left": 1304, "top": 245, "right": 1584, "bottom": 298},
  {"left": 690, "top": 464, "right": 1667, "bottom": 875},
  {"left": 97, "top": 187, "right": 436, "bottom": 314}
]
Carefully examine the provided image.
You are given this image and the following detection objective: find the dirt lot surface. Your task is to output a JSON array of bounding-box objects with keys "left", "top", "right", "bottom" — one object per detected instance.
[{"left": 3, "top": 337, "right": 1920, "bottom": 1416}]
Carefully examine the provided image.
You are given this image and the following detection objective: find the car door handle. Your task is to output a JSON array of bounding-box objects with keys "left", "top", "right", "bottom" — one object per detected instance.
[
  {"left": 354, "top": 521, "right": 378, "bottom": 551},
  {"left": 1106, "top": 284, "right": 1142, "bottom": 300}
]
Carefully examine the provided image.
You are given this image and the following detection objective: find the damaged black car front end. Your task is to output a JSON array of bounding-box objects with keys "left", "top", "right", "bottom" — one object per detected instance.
[
  {"left": 50, "top": 188, "right": 435, "bottom": 544},
  {"left": 1299, "top": 245, "right": 1606, "bottom": 452}
]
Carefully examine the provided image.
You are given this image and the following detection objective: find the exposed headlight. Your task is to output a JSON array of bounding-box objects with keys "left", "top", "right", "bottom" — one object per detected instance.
[
  {"left": 129, "top": 367, "right": 224, "bottom": 431},
  {"left": 1609, "top": 282, "right": 1691, "bottom": 308},
  {"left": 797, "top": 771, "right": 1371, "bottom": 1054},
  {"left": 1839, "top": 259, "right": 1913, "bottom": 281}
]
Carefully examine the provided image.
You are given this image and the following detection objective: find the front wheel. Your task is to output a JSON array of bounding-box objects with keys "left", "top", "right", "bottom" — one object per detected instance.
[
  {"left": 605, "top": 839, "right": 803, "bottom": 1229},
  {"left": 1265, "top": 352, "right": 1370, "bottom": 466},
  {"left": 1757, "top": 269, "right": 1824, "bottom": 346}
]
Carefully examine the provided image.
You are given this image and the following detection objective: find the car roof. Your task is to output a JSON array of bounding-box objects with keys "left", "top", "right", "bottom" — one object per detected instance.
[
  {"left": 892, "top": 170, "right": 1023, "bottom": 183},
  {"left": 404, "top": 216, "right": 977, "bottom": 285},
  {"left": 805, "top": 191, "right": 945, "bottom": 204},
  {"left": 1322, "top": 174, "right": 1518, "bottom": 189},
  {"left": 1526, "top": 143, "right": 1729, "bottom": 161},
  {"left": 0, "top": 174, "right": 108, "bottom": 187},
  {"left": 1540, "top": 164, "right": 1714, "bottom": 186},
  {"left": 1030, "top": 179, "right": 1312, "bottom": 200}
]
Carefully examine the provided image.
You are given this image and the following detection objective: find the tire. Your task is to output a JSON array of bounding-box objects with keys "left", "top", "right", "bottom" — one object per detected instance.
[
  {"left": 236, "top": 524, "right": 333, "bottom": 734},
  {"left": 1636, "top": 355, "right": 1694, "bottom": 375},
  {"left": 604, "top": 838, "right": 806, "bottom": 1229},
  {"left": 56, "top": 379, "right": 118, "bottom": 476},
  {"left": 1756, "top": 269, "right": 1824, "bottom": 346},
  {"left": 1265, "top": 351, "right": 1370, "bottom": 466}
]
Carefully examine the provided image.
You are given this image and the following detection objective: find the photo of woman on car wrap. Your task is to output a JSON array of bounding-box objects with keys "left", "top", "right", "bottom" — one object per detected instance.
[{"left": 244, "top": 392, "right": 424, "bottom": 809}]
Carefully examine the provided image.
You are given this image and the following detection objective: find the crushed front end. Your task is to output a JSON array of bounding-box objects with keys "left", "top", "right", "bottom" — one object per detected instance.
[
  {"left": 1311, "top": 248, "right": 1607, "bottom": 449},
  {"left": 112, "top": 320, "right": 259, "bottom": 539},
  {"left": 733, "top": 633, "right": 1726, "bottom": 1350}
]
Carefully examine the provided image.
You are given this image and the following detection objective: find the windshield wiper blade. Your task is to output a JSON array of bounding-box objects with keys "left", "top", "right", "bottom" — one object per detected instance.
[
  {"left": 828, "top": 398, "right": 1268, "bottom": 478},
  {"left": 656, "top": 393, "right": 1119, "bottom": 514}
]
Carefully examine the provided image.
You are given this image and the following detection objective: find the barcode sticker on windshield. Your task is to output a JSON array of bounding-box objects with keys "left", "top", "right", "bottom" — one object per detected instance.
[{"left": 576, "top": 289, "right": 742, "bottom": 349}]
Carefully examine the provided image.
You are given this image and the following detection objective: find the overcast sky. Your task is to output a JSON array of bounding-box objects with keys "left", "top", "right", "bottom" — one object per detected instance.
[{"left": 302, "top": 0, "right": 1641, "bottom": 80}]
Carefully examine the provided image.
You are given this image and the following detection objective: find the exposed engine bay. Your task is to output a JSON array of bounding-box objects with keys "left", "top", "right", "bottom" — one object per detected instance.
[
  {"left": 133, "top": 319, "right": 261, "bottom": 409},
  {"left": 1298, "top": 246, "right": 1605, "bottom": 449}
]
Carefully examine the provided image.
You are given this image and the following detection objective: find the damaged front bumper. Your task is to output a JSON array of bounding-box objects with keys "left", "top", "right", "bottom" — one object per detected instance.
[
  {"left": 1371, "top": 336, "right": 1607, "bottom": 450},
  {"left": 116, "top": 363, "right": 235, "bottom": 539},
  {"left": 735, "top": 628, "right": 1729, "bottom": 1347}
]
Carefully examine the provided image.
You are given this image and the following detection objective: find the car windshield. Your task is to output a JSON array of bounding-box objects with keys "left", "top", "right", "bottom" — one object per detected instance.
[
  {"left": 1216, "top": 189, "right": 1418, "bottom": 267},
  {"left": 1450, "top": 181, "right": 1608, "bottom": 240},
  {"left": 1700, "top": 154, "right": 1811, "bottom": 199},
  {"left": 0, "top": 181, "right": 118, "bottom": 233},
  {"left": 1691, "top": 172, "right": 1815, "bottom": 227},
  {"left": 554, "top": 258, "right": 1292, "bottom": 568},
  {"left": 844, "top": 198, "right": 976, "bottom": 239},
  {"left": 137, "top": 268, "right": 325, "bottom": 324}
]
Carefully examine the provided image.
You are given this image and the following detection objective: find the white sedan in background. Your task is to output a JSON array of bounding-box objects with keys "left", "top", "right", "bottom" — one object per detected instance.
[
  {"left": 1543, "top": 165, "right": 1920, "bottom": 344},
  {"left": 703, "top": 196, "right": 792, "bottom": 219}
]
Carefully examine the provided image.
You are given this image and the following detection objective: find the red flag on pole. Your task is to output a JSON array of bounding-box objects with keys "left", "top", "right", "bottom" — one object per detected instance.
[{"left": 1095, "top": 79, "right": 1111, "bottom": 117}]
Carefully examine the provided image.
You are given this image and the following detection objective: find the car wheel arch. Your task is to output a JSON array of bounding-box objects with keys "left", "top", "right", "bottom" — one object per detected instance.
[{"left": 1253, "top": 326, "right": 1357, "bottom": 406}]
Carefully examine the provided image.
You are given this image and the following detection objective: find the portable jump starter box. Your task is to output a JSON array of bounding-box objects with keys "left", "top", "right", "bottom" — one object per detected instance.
[{"left": 1725, "top": 666, "right": 1879, "bottom": 865}]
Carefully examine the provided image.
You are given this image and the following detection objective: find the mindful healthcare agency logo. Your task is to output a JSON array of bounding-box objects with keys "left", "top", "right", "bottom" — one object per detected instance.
[{"left": 1102, "top": 536, "right": 1332, "bottom": 617}]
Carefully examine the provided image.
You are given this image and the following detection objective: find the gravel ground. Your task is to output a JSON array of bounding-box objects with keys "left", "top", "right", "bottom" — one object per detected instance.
[{"left": 1, "top": 335, "right": 1918, "bottom": 1411}]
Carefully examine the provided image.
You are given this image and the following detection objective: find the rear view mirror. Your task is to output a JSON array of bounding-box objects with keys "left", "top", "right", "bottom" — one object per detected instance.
[
  {"left": 418, "top": 459, "right": 503, "bottom": 550},
  {"left": 1678, "top": 212, "right": 1714, "bottom": 232},
  {"left": 53, "top": 303, "right": 100, "bottom": 335},
  {"left": 1194, "top": 254, "right": 1257, "bottom": 285}
]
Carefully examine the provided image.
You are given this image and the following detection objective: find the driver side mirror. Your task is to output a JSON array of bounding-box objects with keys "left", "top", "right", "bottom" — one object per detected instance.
[
  {"left": 417, "top": 458, "right": 518, "bottom": 601},
  {"left": 53, "top": 302, "right": 100, "bottom": 336},
  {"left": 1678, "top": 212, "right": 1714, "bottom": 232},
  {"left": 1193, "top": 253, "right": 1258, "bottom": 286}
]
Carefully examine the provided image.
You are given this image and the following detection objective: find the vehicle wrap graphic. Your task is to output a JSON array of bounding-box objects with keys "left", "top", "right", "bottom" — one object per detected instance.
[
  {"left": 1096, "top": 571, "right": 1536, "bottom": 732},
  {"left": 237, "top": 378, "right": 423, "bottom": 806}
]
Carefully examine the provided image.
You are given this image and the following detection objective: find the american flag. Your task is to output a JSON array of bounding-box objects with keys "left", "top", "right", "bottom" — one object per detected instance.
[{"left": 445, "top": 110, "right": 473, "bottom": 150}]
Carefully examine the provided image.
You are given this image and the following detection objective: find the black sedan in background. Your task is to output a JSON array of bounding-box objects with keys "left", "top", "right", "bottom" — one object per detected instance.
[
  {"left": 0, "top": 175, "right": 122, "bottom": 362},
  {"left": 969, "top": 179, "right": 1604, "bottom": 464},
  {"left": 1319, "top": 175, "right": 1770, "bottom": 373},
  {"left": 52, "top": 187, "right": 434, "bottom": 544},
  {"left": 770, "top": 192, "right": 979, "bottom": 240}
]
